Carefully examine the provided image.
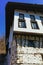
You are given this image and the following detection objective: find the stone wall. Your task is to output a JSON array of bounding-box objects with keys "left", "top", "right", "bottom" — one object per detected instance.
[{"left": 11, "top": 39, "right": 43, "bottom": 65}]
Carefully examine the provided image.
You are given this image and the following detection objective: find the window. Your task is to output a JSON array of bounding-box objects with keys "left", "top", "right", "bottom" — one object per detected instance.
[
  {"left": 16, "top": 35, "right": 22, "bottom": 47},
  {"left": 22, "top": 36, "right": 26, "bottom": 47},
  {"left": 40, "top": 16, "right": 43, "bottom": 25},
  {"left": 14, "top": 35, "right": 43, "bottom": 48},
  {"left": 30, "top": 15, "right": 35, "bottom": 21},
  {"left": 26, "top": 36, "right": 29, "bottom": 47},
  {"left": 30, "top": 15, "right": 39, "bottom": 29},
  {"left": 28, "top": 40, "right": 35, "bottom": 47},
  {"left": 18, "top": 13, "right": 26, "bottom": 28},
  {"left": 19, "top": 13, "right": 24, "bottom": 19},
  {"left": 18, "top": 20, "right": 26, "bottom": 28},
  {"left": 35, "top": 41, "right": 39, "bottom": 48},
  {"left": 31, "top": 22, "right": 39, "bottom": 29}
]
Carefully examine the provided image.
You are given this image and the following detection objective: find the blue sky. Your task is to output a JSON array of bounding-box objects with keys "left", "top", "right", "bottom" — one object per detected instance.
[{"left": 0, "top": 0, "right": 43, "bottom": 38}]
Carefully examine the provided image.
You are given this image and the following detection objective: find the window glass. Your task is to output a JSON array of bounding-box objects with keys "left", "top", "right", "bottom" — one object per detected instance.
[
  {"left": 18, "top": 20, "right": 26, "bottom": 28},
  {"left": 18, "top": 21, "right": 26, "bottom": 28},
  {"left": 22, "top": 36, "right": 26, "bottom": 47},
  {"left": 30, "top": 15, "right": 35, "bottom": 21},
  {"left": 26, "top": 36, "right": 29, "bottom": 47},
  {"left": 28, "top": 40, "right": 35, "bottom": 47},
  {"left": 18, "top": 13, "right": 26, "bottom": 28},
  {"left": 40, "top": 41, "right": 42, "bottom": 48},
  {"left": 14, "top": 35, "right": 43, "bottom": 48},
  {"left": 17, "top": 35, "right": 22, "bottom": 47},
  {"left": 40, "top": 38, "right": 43, "bottom": 48},
  {"left": 35, "top": 41, "right": 39, "bottom": 48},
  {"left": 19, "top": 13, "right": 24, "bottom": 19},
  {"left": 31, "top": 22, "right": 39, "bottom": 29}
]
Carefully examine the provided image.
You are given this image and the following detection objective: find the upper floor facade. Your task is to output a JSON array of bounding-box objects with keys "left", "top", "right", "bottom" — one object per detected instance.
[
  {"left": 14, "top": 10, "right": 43, "bottom": 35},
  {"left": 6, "top": 2, "right": 43, "bottom": 40}
]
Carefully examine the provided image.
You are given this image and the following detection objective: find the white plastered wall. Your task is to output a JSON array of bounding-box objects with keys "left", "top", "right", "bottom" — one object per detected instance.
[{"left": 13, "top": 11, "right": 43, "bottom": 34}]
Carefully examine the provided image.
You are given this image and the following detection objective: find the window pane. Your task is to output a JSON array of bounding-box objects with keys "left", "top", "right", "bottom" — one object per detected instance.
[
  {"left": 32, "top": 23, "right": 36, "bottom": 28},
  {"left": 14, "top": 35, "right": 43, "bottom": 48},
  {"left": 28, "top": 40, "right": 35, "bottom": 47},
  {"left": 18, "top": 22, "right": 22, "bottom": 27},
  {"left": 31, "top": 22, "right": 39, "bottom": 29},
  {"left": 35, "top": 41, "right": 39, "bottom": 48},
  {"left": 19, "top": 13, "right": 24, "bottom": 19},
  {"left": 22, "top": 36, "right": 26, "bottom": 47},
  {"left": 40, "top": 41, "right": 42, "bottom": 48},
  {"left": 18, "top": 13, "right": 26, "bottom": 28},
  {"left": 40, "top": 38, "right": 43, "bottom": 48},
  {"left": 18, "top": 21, "right": 26, "bottom": 28},
  {"left": 26, "top": 36, "right": 29, "bottom": 47},
  {"left": 31, "top": 23, "right": 35, "bottom": 28},
  {"left": 30, "top": 15, "right": 35, "bottom": 20},
  {"left": 21, "top": 22, "right": 26, "bottom": 27},
  {"left": 17, "top": 35, "right": 22, "bottom": 47}
]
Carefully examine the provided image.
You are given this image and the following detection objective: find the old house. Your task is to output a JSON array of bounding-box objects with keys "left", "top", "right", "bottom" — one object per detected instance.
[{"left": 6, "top": 2, "right": 43, "bottom": 65}]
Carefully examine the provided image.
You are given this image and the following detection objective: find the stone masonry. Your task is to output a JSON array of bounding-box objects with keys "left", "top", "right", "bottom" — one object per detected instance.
[{"left": 11, "top": 37, "right": 43, "bottom": 65}]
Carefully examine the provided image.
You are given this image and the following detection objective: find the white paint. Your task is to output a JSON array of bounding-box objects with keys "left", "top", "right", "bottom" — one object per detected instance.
[{"left": 13, "top": 11, "right": 43, "bottom": 34}]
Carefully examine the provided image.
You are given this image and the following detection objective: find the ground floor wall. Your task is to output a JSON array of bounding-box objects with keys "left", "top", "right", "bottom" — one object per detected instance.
[{"left": 10, "top": 35, "right": 43, "bottom": 65}]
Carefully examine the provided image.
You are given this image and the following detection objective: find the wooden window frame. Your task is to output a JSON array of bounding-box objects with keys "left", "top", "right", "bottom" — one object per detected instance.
[
  {"left": 31, "top": 21, "right": 39, "bottom": 29},
  {"left": 18, "top": 19, "right": 26, "bottom": 28}
]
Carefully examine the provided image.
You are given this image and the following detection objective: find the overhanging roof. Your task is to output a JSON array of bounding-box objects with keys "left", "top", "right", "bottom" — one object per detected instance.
[
  {"left": 6, "top": 2, "right": 43, "bottom": 40},
  {"left": 6, "top": 2, "right": 43, "bottom": 13}
]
